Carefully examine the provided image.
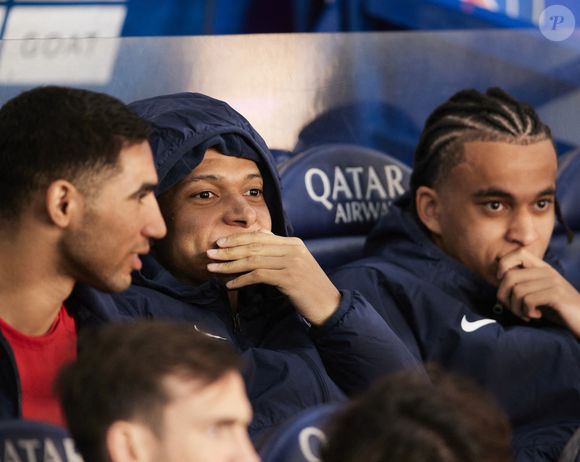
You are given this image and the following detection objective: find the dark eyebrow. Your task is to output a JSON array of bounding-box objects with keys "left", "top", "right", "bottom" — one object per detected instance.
[
  {"left": 130, "top": 182, "right": 157, "bottom": 198},
  {"left": 536, "top": 187, "right": 557, "bottom": 197},
  {"left": 189, "top": 174, "right": 220, "bottom": 182},
  {"left": 214, "top": 418, "right": 239, "bottom": 426},
  {"left": 472, "top": 188, "right": 513, "bottom": 200},
  {"left": 188, "top": 172, "right": 262, "bottom": 183},
  {"left": 472, "top": 186, "right": 556, "bottom": 200}
]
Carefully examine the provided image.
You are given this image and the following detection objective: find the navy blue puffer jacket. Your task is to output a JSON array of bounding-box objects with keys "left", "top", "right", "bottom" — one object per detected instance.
[
  {"left": 331, "top": 194, "right": 580, "bottom": 462},
  {"left": 111, "top": 92, "right": 420, "bottom": 438}
]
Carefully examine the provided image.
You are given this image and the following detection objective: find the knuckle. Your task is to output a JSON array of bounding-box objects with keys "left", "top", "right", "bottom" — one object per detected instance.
[
  {"left": 249, "top": 242, "right": 262, "bottom": 253},
  {"left": 503, "top": 271, "right": 517, "bottom": 287},
  {"left": 289, "top": 237, "right": 304, "bottom": 246},
  {"left": 554, "top": 286, "right": 566, "bottom": 300},
  {"left": 521, "top": 298, "right": 533, "bottom": 314},
  {"left": 248, "top": 255, "right": 261, "bottom": 265},
  {"left": 253, "top": 268, "right": 265, "bottom": 279}
]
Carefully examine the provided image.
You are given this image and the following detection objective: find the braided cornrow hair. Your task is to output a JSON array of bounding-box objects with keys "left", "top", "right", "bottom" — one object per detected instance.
[{"left": 410, "top": 87, "right": 573, "bottom": 242}]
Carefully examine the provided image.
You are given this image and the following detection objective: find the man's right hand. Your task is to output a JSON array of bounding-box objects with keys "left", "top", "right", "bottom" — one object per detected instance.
[{"left": 496, "top": 248, "right": 580, "bottom": 338}]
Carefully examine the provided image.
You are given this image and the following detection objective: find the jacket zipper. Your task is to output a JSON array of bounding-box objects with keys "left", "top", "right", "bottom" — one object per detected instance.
[
  {"left": 232, "top": 310, "right": 241, "bottom": 334},
  {"left": 224, "top": 288, "right": 241, "bottom": 335},
  {"left": 296, "top": 350, "right": 330, "bottom": 402}
]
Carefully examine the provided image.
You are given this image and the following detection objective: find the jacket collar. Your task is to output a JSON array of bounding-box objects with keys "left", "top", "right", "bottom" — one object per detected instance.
[
  {"left": 133, "top": 254, "right": 289, "bottom": 321},
  {"left": 133, "top": 254, "right": 226, "bottom": 306}
]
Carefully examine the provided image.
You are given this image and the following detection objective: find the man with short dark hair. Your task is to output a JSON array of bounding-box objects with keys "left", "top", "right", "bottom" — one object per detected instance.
[
  {"left": 57, "top": 321, "right": 259, "bottom": 462},
  {"left": 321, "top": 366, "right": 513, "bottom": 462},
  {"left": 330, "top": 88, "right": 580, "bottom": 461},
  {"left": 0, "top": 86, "right": 166, "bottom": 426}
]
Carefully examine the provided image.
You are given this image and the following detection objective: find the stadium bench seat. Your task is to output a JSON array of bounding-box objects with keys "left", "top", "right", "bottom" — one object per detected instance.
[
  {"left": 0, "top": 419, "right": 82, "bottom": 462},
  {"left": 551, "top": 148, "right": 580, "bottom": 290},
  {"left": 279, "top": 143, "right": 411, "bottom": 271},
  {"left": 258, "top": 403, "right": 341, "bottom": 462}
]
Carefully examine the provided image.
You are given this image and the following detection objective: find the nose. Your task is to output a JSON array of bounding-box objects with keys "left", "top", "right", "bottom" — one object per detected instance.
[
  {"left": 223, "top": 194, "right": 258, "bottom": 229},
  {"left": 142, "top": 195, "right": 167, "bottom": 240},
  {"left": 505, "top": 209, "right": 539, "bottom": 247}
]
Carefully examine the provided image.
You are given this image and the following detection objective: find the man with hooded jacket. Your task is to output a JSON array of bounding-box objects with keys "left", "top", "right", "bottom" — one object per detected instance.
[
  {"left": 330, "top": 88, "right": 580, "bottom": 462},
  {"left": 111, "top": 92, "right": 420, "bottom": 438}
]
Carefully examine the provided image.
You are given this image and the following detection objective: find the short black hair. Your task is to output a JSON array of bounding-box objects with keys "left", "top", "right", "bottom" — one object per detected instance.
[
  {"left": 321, "top": 366, "right": 512, "bottom": 462},
  {"left": 56, "top": 320, "right": 242, "bottom": 462},
  {"left": 410, "top": 87, "right": 552, "bottom": 199},
  {"left": 0, "top": 86, "right": 151, "bottom": 220}
]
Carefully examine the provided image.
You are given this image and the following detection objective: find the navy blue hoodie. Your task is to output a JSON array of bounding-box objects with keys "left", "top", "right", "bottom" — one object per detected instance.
[
  {"left": 331, "top": 193, "right": 580, "bottom": 462},
  {"left": 111, "top": 92, "right": 420, "bottom": 438}
]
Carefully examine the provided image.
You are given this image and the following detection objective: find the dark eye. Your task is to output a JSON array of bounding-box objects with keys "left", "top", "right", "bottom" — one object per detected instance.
[
  {"left": 245, "top": 188, "right": 263, "bottom": 197},
  {"left": 206, "top": 422, "right": 233, "bottom": 438},
  {"left": 536, "top": 199, "right": 551, "bottom": 210},
  {"left": 485, "top": 201, "right": 503, "bottom": 212},
  {"left": 136, "top": 189, "right": 152, "bottom": 203},
  {"left": 192, "top": 191, "right": 215, "bottom": 199}
]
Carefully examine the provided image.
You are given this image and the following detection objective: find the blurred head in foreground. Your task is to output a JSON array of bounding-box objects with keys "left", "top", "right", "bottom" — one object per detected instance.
[
  {"left": 321, "top": 365, "right": 512, "bottom": 462},
  {"left": 57, "top": 321, "right": 259, "bottom": 462}
]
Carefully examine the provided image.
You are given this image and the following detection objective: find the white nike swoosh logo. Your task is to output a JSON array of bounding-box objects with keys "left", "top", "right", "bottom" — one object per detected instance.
[
  {"left": 460, "top": 315, "right": 497, "bottom": 333},
  {"left": 193, "top": 324, "right": 228, "bottom": 341}
]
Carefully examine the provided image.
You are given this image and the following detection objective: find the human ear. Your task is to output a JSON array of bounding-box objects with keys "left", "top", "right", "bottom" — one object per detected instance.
[
  {"left": 415, "top": 185, "right": 443, "bottom": 235},
  {"left": 106, "top": 421, "right": 155, "bottom": 462},
  {"left": 45, "top": 180, "right": 80, "bottom": 228}
]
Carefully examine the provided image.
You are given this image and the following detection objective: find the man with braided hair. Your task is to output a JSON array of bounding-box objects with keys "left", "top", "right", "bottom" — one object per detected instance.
[{"left": 331, "top": 87, "right": 580, "bottom": 462}]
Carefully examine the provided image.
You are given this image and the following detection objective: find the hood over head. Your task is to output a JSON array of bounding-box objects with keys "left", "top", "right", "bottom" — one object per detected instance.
[{"left": 128, "top": 92, "right": 290, "bottom": 236}]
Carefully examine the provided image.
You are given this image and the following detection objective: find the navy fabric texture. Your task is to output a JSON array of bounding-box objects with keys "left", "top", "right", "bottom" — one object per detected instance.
[
  {"left": 330, "top": 194, "right": 580, "bottom": 462},
  {"left": 117, "top": 92, "right": 420, "bottom": 438}
]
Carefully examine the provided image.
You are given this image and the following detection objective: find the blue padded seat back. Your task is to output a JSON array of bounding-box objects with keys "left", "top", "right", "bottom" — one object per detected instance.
[
  {"left": 556, "top": 149, "right": 580, "bottom": 232},
  {"left": 280, "top": 143, "right": 411, "bottom": 270},
  {"left": 0, "top": 419, "right": 82, "bottom": 461},
  {"left": 258, "top": 403, "right": 340, "bottom": 462},
  {"left": 552, "top": 149, "right": 580, "bottom": 290}
]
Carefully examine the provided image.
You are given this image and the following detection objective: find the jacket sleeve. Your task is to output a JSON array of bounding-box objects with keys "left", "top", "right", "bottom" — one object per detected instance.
[
  {"left": 308, "top": 286, "right": 423, "bottom": 396},
  {"left": 331, "top": 264, "right": 422, "bottom": 360}
]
